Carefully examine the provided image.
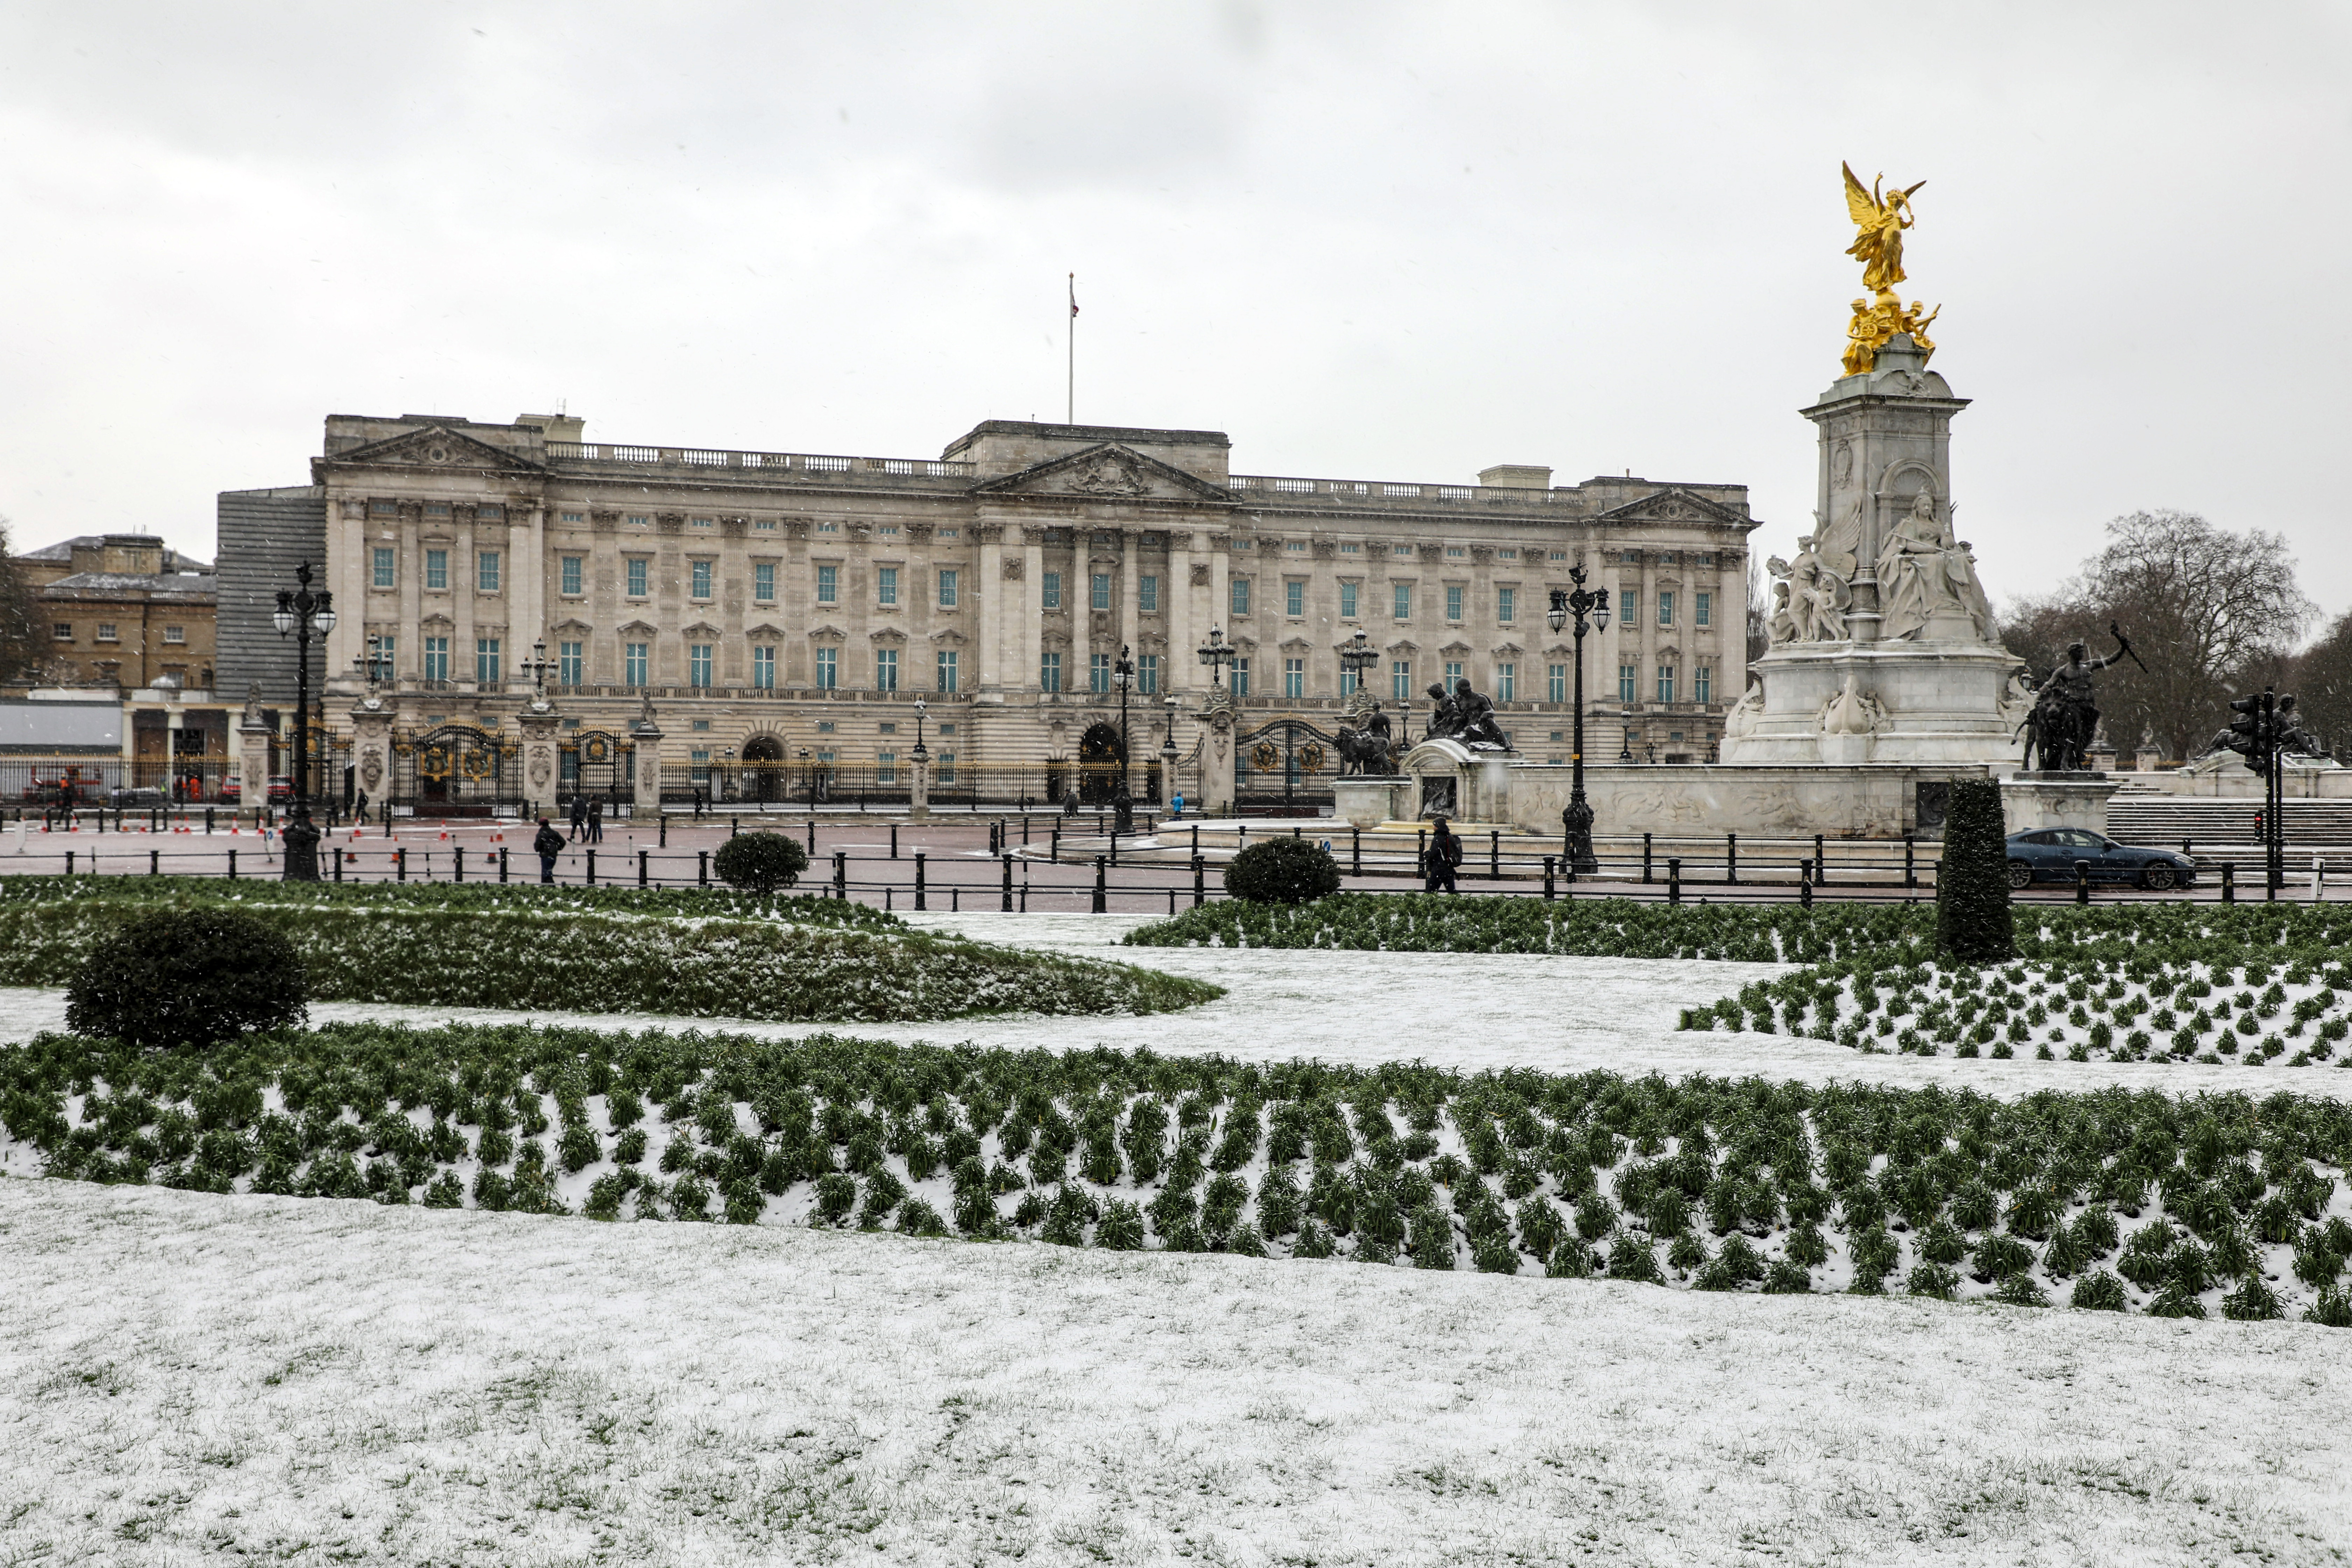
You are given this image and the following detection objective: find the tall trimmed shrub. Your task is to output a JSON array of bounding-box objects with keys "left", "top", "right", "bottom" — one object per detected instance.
[
  {"left": 1223, "top": 836, "right": 1341, "bottom": 905},
  {"left": 65, "top": 907, "right": 307, "bottom": 1049},
  {"left": 712, "top": 831, "right": 809, "bottom": 896},
  {"left": 1935, "top": 778, "right": 2014, "bottom": 963}
]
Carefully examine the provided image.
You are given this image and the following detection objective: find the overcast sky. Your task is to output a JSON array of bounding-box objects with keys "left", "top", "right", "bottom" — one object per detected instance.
[{"left": 4, "top": 1, "right": 2347, "bottom": 628}]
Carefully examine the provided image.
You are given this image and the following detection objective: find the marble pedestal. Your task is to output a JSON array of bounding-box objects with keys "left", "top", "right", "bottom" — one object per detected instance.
[
  {"left": 1999, "top": 772, "right": 2120, "bottom": 836},
  {"left": 1332, "top": 776, "right": 1412, "bottom": 829},
  {"left": 1403, "top": 739, "right": 1514, "bottom": 822}
]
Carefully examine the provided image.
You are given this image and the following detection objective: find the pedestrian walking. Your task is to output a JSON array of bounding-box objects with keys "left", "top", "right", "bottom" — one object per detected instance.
[
  {"left": 354, "top": 788, "right": 371, "bottom": 826},
  {"left": 533, "top": 816, "right": 565, "bottom": 884},
  {"left": 1171, "top": 791, "right": 1184, "bottom": 819},
  {"left": 1423, "top": 813, "right": 1462, "bottom": 894},
  {"left": 569, "top": 792, "right": 588, "bottom": 843},
  {"left": 587, "top": 795, "right": 604, "bottom": 843}
]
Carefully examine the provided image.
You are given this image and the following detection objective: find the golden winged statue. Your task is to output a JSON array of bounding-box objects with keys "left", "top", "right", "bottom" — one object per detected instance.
[
  {"left": 1843, "top": 162, "right": 1922, "bottom": 294},
  {"left": 1837, "top": 162, "right": 1940, "bottom": 375}
]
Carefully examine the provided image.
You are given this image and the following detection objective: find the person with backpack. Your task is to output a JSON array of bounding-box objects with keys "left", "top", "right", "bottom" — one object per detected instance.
[
  {"left": 569, "top": 792, "right": 588, "bottom": 843},
  {"left": 533, "top": 816, "right": 565, "bottom": 884},
  {"left": 1424, "top": 813, "right": 1462, "bottom": 894}
]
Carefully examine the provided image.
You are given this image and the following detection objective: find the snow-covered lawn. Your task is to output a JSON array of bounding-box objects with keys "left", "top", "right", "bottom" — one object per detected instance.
[{"left": 6, "top": 1176, "right": 2349, "bottom": 1567}]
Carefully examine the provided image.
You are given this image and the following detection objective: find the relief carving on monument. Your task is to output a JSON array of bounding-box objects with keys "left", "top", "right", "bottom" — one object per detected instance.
[
  {"left": 1001, "top": 557, "right": 1024, "bottom": 581},
  {"left": 1067, "top": 451, "right": 1152, "bottom": 497},
  {"left": 1190, "top": 563, "right": 1212, "bottom": 586}
]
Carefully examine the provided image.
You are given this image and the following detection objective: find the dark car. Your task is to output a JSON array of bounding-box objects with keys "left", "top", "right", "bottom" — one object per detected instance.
[
  {"left": 106, "top": 786, "right": 167, "bottom": 808},
  {"left": 2006, "top": 828, "right": 2196, "bottom": 891}
]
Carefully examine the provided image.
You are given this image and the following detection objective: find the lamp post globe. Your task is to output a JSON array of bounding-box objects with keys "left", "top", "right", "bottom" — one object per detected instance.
[{"left": 1546, "top": 565, "right": 1608, "bottom": 876}]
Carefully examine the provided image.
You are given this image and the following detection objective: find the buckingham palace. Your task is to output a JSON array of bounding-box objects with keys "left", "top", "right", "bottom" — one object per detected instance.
[{"left": 217, "top": 413, "right": 1758, "bottom": 814}]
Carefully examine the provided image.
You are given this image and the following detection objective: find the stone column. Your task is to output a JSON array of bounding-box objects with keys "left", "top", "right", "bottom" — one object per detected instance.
[
  {"left": 1019, "top": 528, "right": 1044, "bottom": 692},
  {"left": 237, "top": 701, "right": 275, "bottom": 819},
  {"left": 517, "top": 698, "right": 562, "bottom": 821},
  {"left": 1119, "top": 528, "right": 1140, "bottom": 680},
  {"left": 910, "top": 747, "right": 930, "bottom": 821},
  {"left": 349, "top": 698, "right": 394, "bottom": 820},
  {"left": 1200, "top": 695, "right": 1235, "bottom": 817},
  {"left": 1167, "top": 529, "right": 1195, "bottom": 696},
  {"left": 630, "top": 715, "right": 664, "bottom": 820},
  {"left": 974, "top": 521, "right": 1006, "bottom": 695}
]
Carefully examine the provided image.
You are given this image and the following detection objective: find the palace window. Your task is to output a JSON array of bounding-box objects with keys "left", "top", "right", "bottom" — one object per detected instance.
[
  {"left": 1695, "top": 665, "right": 1713, "bottom": 706},
  {"left": 1619, "top": 589, "right": 1636, "bottom": 623},
  {"left": 938, "top": 752, "right": 956, "bottom": 783},
  {"left": 425, "top": 550, "right": 449, "bottom": 591},
  {"left": 1393, "top": 543, "right": 1413, "bottom": 556},
  {"left": 938, "top": 569, "right": 957, "bottom": 608},
  {"left": 480, "top": 503, "right": 504, "bottom": 522},
  {"left": 1340, "top": 581, "right": 1359, "bottom": 619},
  {"left": 1496, "top": 663, "right": 1516, "bottom": 701},
  {"left": 1092, "top": 572, "right": 1112, "bottom": 611},
  {"left": 95, "top": 622, "right": 118, "bottom": 642},
  {"left": 1548, "top": 663, "right": 1566, "bottom": 702},
  {"left": 753, "top": 645, "right": 775, "bottom": 689},
  {"left": 1232, "top": 658, "right": 1250, "bottom": 698},
  {"left": 1497, "top": 588, "right": 1515, "bottom": 624},
  {"left": 816, "top": 565, "right": 838, "bottom": 604},
  {"left": 559, "top": 641, "right": 583, "bottom": 686},
  {"left": 1286, "top": 581, "right": 1305, "bottom": 617},
  {"left": 1287, "top": 540, "right": 1307, "bottom": 553},
  {"left": 1618, "top": 664, "right": 1637, "bottom": 704},
  {"left": 1444, "top": 661, "right": 1463, "bottom": 693},
  {"left": 1657, "top": 591, "right": 1674, "bottom": 627},
  {"left": 1498, "top": 549, "right": 1517, "bottom": 561},
  {"left": 560, "top": 556, "right": 583, "bottom": 596},
  {"left": 1090, "top": 652, "right": 1111, "bottom": 694},
  {"left": 425, "top": 502, "right": 450, "bottom": 518},
  {"left": 690, "top": 644, "right": 713, "bottom": 688},
  {"left": 875, "top": 648, "right": 898, "bottom": 692},
  {"left": 1139, "top": 574, "right": 1159, "bottom": 613},
  {"left": 561, "top": 510, "right": 585, "bottom": 524},
  {"left": 816, "top": 647, "right": 838, "bottom": 690},
  {"left": 628, "top": 514, "right": 650, "bottom": 528},
  {"left": 1392, "top": 660, "right": 1412, "bottom": 701},
  {"left": 1549, "top": 550, "right": 1567, "bottom": 562},
  {"left": 1283, "top": 658, "right": 1304, "bottom": 699},
  {"left": 49, "top": 621, "right": 70, "bottom": 641},
  {"left": 1445, "top": 546, "right": 1465, "bottom": 558},
  {"left": 1695, "top": 591, "right": 1712, "bottom": 628},
  {"left": 1042, "top": 571, "right": 1063, "bottom": 610},
  {"left": 1393, "top": 583, "right": 1412, "bottom": 619},
  {"left": 936, "top": 650, "right": 958, "bottom": 692},
  {"left": 373, "top": 548, "right": 396, "bottom": 589},
  {"left": 163, "top": 625, "right": 184, "bottom": 645},
  {"left": 1657, "top": 665, "right": 1677, "bottom": 704},
  {"left": 754, "top": 562, "right": 775, "bottom": 602},
  {"left": 625, "top": 642, "right": 649, "bottom": 687},
  {"left": 1040, "top": 651, "right": 1062, "bottom": 692},
  {"left": 754, "top": 517, "right": 777, "bottom": 532},
  {"left": 1340, "top": 662, "right": 1359, "bottom": 698},
  {"left": 476, "top": 637, "right": 501, "bottom": 685},
  {"left": 477, "top": 551, "right": 501, "bottom": 592},
  {"left": 691, "top": 516, "right": 713, "bottom": 530},
  {"left": 877, "top": 566, "right": 898, "bottom": 607},
  {"left": 1231, "top": 579, "right": 1251, "bottom": 615},
  {"left": 1138, "top": 653, "right": 1158, "bottom": 694},
  {"left": 423, "top": 637, "right": 450, "bottom": 683},
  {"left": 1446, "top": 586, "right": 1465, "bottom": 621},
  {"left": 370, "top": 499, "right": 397, "bottom": 517},
  {"left": 876, "top": 753, "right": 896, "bottom": 785},
  {"left": 690, "top": 560, "right": 713, "bottom": 599},
  {"left": 627, "top": 558, "right": 649, "bottom": 597}
]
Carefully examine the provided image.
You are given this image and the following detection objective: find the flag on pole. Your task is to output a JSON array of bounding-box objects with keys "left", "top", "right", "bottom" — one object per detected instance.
[{"left": 1069, "top": 273, "right": 1079, "bottom": 318}]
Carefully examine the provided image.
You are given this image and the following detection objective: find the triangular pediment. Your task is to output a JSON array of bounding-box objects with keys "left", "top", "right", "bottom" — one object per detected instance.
[
  {"left": 970, "top": 443, "right": 1235, "bottom": 503},
  {"left": 1594, "top": 486, "right": 1746, "bottom": 527},
  {"left": 328, "top": 424, "right": 546, "bottom": 475}
]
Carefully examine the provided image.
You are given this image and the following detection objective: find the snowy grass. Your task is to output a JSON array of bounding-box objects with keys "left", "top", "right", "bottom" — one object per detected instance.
[{"left": 5, "top": 1175, "right": 2351, "bottom": 1566}]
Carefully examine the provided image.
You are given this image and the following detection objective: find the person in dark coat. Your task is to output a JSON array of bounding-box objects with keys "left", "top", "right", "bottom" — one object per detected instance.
[
  {"left": 1423, "top": 814, "right": 1462, "bottom": 894},
  {"left": 587, "top": 795, "right": 605, "bottom": 843},
  {"left": 533, "top": 816, "right": 565, "bottom": 883},
  {"left": 569, "top": 793, "right": 588, "bottom": 842}
]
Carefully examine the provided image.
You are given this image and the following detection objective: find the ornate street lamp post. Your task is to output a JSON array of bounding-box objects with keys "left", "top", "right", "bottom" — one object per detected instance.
[
  {"left": 1113, "top": 644, "right": 1135, "bottom": 799},
  {"left": 1196, "top": 627, "right": 1234, "bottom": 688},
  {"left": 1160, "top": 693, "right": 1180, "bottom": 808},
  {"left": 352, "top": 633, "right": 392, "bottom": 691},
  {"left": 271, "top": 562, "right": 335, "bottom": 879},
  {"left": 1620, "top": 707, "right": 1636, "bottom": 763},
  {"left": 1337, "top": 629, "right": 1378, "bottom": 707},
  {"left": 1546, "top": 567, "right": 1612, "bottom": 875},
  {"left": 516, "top": 639, "right": 557, "bottom": 695}
]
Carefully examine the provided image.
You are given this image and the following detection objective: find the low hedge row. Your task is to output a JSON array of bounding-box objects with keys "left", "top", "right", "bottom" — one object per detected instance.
[
  {"left": 10, "top": 1021, "right": 2349, "bottom": 1322},
  {"left": 0, "top": 874, "right": 898, "bottom": 929},
  {"left": 1125, "top": 894, "right": 2352, "bottom": 965},
  {"left": 0, "top": 900, "right": 1219, "bottom": 1024}
]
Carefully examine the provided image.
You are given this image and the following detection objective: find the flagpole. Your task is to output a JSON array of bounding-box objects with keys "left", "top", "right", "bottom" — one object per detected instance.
[{"left": 1066, "top": 272, "right": 1075, "bottom": 424}]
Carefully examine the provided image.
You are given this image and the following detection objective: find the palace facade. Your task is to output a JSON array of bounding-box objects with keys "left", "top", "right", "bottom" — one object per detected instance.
[{"left": 219, "top": 414, "right": 1758, "bottom": 810}]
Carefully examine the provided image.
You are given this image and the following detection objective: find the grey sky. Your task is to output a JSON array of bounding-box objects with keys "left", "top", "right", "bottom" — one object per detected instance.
[{"left": 3, "top": 1, "right": 2347, "bottom": 626}]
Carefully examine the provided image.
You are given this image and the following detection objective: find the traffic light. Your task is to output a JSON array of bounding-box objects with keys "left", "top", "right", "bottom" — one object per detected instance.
[{"left": 2224, "top": 692, "right": 2278, "bottom": 769}]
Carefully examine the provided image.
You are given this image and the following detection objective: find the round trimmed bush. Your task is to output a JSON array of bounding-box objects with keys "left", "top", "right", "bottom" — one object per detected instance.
[
  {"left": 65, "top": 906, "right": 307, "bottom": 1049},
  {"left": 712, "top": 831, "right": 810, "bottom": 896},
  {"left": 1223, "top": 835, "right": 1341, "bottom": 905}
]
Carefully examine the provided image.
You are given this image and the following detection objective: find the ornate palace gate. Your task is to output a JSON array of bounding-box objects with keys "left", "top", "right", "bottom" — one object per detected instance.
[
  {"left": 391, "top": 724, "right": 521, "bottom": 817},
  {"left": 1233, "top": 717, "right": 1339, "bottom": 814}
]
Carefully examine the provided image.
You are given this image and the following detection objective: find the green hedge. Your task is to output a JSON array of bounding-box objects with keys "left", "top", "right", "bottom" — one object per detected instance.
[
  {"left": 7, "top": 1020, "right": 2346, "bottom": 1321},
  {"left": 1127, "top": 893, "right": 2352, "bottom": 964},
  {"left": 0, "top": 899, "right": 1218, "bottom": 1025}
]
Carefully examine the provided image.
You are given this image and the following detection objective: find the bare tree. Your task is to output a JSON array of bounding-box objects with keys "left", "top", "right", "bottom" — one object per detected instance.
[
  {"left": 0, "top": 517, "right": 39, "bottom": 687},
  {"left": 1999, "top": 510, "right": 2312, "bottom": 761},
  {"left": 1745, "top": 553, "right": 1769, "bottom": 671},
  {"left": 2290, "top": 609, "right": 2352, "bottom": 754}
]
